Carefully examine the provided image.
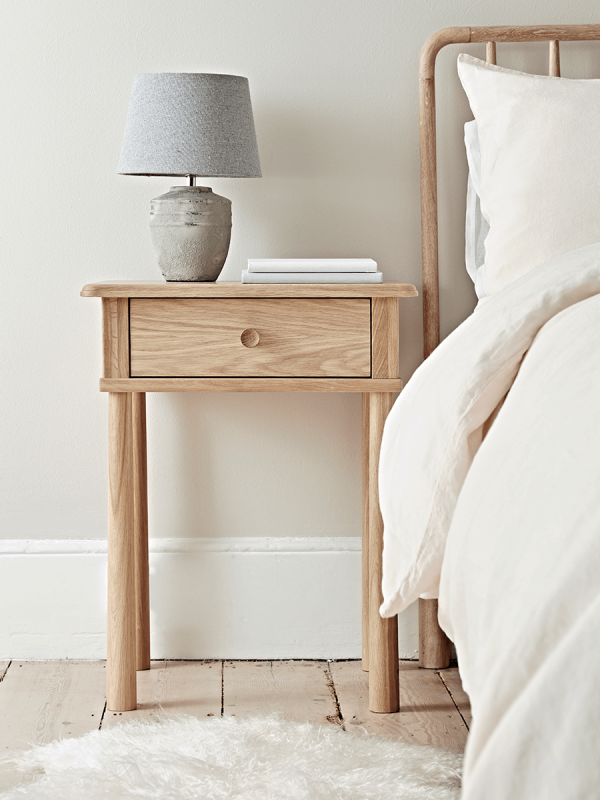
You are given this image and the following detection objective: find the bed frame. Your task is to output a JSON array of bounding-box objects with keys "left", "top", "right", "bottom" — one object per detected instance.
[{"left": 417, "top": 24, "right": 600, "bottom": 669}]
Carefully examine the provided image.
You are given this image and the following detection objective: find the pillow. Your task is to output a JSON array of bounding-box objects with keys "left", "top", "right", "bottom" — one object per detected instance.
[
  {"left": 458, "top": 54, "right": 600, "bottom": 299},
  {"left": 464, "top": 120, "right": 489, "bottom": 299}
]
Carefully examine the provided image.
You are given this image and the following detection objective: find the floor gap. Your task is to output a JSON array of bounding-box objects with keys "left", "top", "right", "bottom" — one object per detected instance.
[
  {"left": 325, "top": 661, "right": 344, "bottom": 728},
  {"left": 220, "top": 661, "right": 224, "bottom": 717},
  {"left": 98, "top": 701, "right": 107, "bottom": 730},
  {"left": 0, "top": 660, "right": 12, "bottom": 682},
  {"left": 437, "top": 671, "right": 469, "bottom": 731}
]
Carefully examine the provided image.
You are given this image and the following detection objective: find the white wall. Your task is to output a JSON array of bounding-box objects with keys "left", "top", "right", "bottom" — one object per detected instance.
[{"left": 2, "top": 0, "right": 598, "bottom": 658}]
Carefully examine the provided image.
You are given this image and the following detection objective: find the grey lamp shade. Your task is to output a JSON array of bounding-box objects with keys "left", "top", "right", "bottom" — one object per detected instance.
[{"left": 117, "top": 73, "right": 261, "bottom": 178}]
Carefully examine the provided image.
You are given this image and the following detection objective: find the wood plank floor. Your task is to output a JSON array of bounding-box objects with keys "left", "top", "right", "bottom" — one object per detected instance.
[{"left": 0, "top": 660, "right": 470, "bottom": 791}]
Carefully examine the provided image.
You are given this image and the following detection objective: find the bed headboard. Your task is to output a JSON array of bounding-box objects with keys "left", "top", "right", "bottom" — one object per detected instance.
[
  {"left": 417, "top": 25, "right": 600, "bottom": 670},
  {"left": 419, "top": 25, "right": 600, "bottom": 359}
]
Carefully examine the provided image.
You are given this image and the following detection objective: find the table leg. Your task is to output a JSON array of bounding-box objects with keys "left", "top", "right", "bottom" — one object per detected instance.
[
  {"left": 107, "top": 392, "right": 137, "bottom": 711},
  {"left": 361, "top": 393, "right": 370, "bottom": 671},
  {"left": 368, "top": 391, "right": 399, "bottom": 713},
  {"left": 132, "top": 392, "right": 150, "bottom": 672}
]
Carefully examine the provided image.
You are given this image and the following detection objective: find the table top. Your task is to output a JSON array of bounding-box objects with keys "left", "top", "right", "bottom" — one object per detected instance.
[{"left": 81, "top": 281, "right": 418, "bottom": 299}]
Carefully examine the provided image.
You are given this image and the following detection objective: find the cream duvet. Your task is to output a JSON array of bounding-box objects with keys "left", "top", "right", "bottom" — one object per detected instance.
[{"left": 379, "top": 242, "right": 600, "bottom": 798}]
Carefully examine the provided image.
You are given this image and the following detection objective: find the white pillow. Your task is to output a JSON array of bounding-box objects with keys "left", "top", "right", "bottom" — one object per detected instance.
[
  {"left": 458, "top": 54, "right": 600, "bottom": 298},
  {"left": 464, "top": 120, "right": 489, "bottom": 299}
]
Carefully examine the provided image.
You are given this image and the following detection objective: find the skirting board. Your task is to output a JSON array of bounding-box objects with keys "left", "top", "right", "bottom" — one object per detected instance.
[{"left": 0, "top": 538, "right": 418, "bottom": 661}]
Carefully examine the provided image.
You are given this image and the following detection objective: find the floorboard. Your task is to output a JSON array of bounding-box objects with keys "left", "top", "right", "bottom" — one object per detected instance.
[
  {"left": 330, "top": 660, "right": 468, "bottom": 750},
  {"left": 0, "top": 661, "right": 106, "bottom": 792},
  {"left": 439, "top": 667, "right": 472, "bottom": 729},
  {"left": 223, "top": 660, "right": 337, "bottom": 724},
  {"left": 103, "top": 661, "right": 222, "bottom": 728},
  {"left": 0, "top": 659, "right": 469, "bottom": 789}
]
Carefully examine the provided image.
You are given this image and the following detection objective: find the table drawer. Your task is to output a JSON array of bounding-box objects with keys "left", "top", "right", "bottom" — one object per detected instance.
[{"left": 130, "top": 298, "right": 371, "bottom": 377}]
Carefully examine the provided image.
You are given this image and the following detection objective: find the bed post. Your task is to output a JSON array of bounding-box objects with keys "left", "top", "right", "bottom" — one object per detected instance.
[{"left": 417, "top": 27, "right": 470, "bottom": 669}]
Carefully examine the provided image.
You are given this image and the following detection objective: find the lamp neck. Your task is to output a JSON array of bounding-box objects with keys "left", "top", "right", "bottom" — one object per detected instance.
[{"left": 187, "top": 174, "right": 196, "bottom": 187}]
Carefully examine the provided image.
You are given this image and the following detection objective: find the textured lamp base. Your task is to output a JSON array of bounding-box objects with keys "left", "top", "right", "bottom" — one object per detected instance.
[{"left": 150, "top": 186, "right": 232, "bottom": 282}]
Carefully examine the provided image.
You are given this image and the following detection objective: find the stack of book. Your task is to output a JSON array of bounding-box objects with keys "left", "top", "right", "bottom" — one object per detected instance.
[{"left": 241, "top": 258, "right": 383, "bottom": 283}]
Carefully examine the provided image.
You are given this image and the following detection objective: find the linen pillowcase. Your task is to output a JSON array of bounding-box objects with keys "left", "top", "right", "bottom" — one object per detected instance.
[
  {"left": 464, "top": 119, "right": 489, "bottom": 300},
  {"left": 458, "top": 54, "right": 600, "bottom": 299}
]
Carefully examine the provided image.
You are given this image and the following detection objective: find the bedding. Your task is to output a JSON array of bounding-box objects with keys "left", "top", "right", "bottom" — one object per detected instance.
[
  {"left": 379, "top": 240, "right": 600, "bottom": 617},
  {"left": 379, "top": 240, "right": 600, "bottom": 797},
  {"left": 458, "top": 55, "right": 600, "bottom": 298},
  {"left": 438, "top": 286, "right": 600, "bottom": 800}
]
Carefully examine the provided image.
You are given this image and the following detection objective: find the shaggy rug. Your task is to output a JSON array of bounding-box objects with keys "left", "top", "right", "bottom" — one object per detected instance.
[{"left": 0, "top": 715, "right": 463, "bottom": 799}]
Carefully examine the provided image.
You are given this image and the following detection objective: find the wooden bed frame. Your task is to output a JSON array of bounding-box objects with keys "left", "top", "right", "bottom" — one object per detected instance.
[{"left": 417, "top": 24, "right": 600, "bottom": 669}]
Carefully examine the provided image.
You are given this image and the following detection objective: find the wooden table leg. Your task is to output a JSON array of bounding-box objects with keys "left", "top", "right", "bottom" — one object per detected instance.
[
  {"left": 361, "top": 393, "right": 370, "bottom": 671},
  {"left": 368, "top": 391, "right": 399, "bottom": 713},
  {"left": 132, "top": 392, "right": 150, "bottom": 672},
  {"left": 107, "top": 392, "right": 137, "bottom": 711}
]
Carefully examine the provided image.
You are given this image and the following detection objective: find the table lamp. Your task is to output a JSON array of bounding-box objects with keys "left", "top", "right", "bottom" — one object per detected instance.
[{"left": 118, "top": 73, "right": 261, "bottom": 281}]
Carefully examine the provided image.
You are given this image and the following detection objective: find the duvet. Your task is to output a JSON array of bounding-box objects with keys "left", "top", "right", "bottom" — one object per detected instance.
[{"left": 379, "top": 241, "right": 600, "bottom": 799}]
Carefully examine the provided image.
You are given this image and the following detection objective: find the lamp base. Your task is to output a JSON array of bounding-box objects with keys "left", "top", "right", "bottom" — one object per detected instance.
[{"left": 149, "top": 186, "right": 232, "bottom": 281}]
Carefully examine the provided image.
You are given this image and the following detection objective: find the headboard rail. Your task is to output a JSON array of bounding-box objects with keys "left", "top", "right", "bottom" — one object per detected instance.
[{"left": 419, "top": 24, "right": 600, "bottom": 358}]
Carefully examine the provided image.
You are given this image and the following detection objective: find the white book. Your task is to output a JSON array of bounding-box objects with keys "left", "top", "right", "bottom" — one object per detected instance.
[
  {"left": 241, "top": 270, "right": 383, "bottom": 284},
  {"left": 247, "top": 258, "right": 377, "bottom": 273}
]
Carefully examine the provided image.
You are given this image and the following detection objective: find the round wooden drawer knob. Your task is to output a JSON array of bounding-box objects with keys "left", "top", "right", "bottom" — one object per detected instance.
[{"left": 240, "top": 328, "right": 260, "bottom": 348}]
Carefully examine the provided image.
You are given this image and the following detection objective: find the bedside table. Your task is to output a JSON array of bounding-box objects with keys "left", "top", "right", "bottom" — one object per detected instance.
[{"left": 81, "top": 280, "right": 418, "bottom": 713}]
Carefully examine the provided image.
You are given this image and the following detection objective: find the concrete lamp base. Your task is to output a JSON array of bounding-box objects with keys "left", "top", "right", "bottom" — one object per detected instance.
[{"left": 149, "top": 186, "right": 232, "bottom": 282}]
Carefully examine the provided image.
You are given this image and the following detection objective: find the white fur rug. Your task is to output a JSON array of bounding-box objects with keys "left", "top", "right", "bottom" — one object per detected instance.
[{"left": 0, "top": 715, "right": 462, "bottom": 799}]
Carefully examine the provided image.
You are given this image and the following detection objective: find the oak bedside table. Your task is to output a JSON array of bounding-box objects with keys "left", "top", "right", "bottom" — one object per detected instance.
[{"left": 81, "top": 280, "right": 418, "bottom": 714}]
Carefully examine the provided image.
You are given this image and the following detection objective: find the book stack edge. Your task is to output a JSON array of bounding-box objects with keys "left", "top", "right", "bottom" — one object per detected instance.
[{"left": 242, "top": 259, "right": 382, "bottom": 284}]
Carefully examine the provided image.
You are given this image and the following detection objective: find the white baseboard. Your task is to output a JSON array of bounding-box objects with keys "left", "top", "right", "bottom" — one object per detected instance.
[{"left": 0, "top": 538, "right": 418, "bottom": 661}]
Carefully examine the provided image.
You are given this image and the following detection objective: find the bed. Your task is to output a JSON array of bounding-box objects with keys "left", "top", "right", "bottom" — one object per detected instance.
[{"left": 378, "top": 25, "right": 600, "bottom": 798}]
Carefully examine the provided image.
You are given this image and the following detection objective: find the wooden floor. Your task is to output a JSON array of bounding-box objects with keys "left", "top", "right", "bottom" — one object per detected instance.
[{"left": 0, "top": 659, "right": 470, "bottom": 792}]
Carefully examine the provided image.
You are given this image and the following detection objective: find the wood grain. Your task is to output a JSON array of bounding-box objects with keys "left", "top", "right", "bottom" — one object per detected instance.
[
  {"left": 439, "top": 667, "right": 472, "bottom": 729},
  {"left": 223, "top": 661, "right": 336, "bottom": 723},
  {"left": 419, "top": 75, "right": 440, "bottom": 359},
  {"left": 361, "top": 394, "right": 370, "bottom": 672},
  {"left": 107, "top": 392, "right": 137, "bottom": 711},
  {"left": 549, "top": 39, "right": 561, "bottom": 76},
  {"left": 0, "top": 662, "right": 106, "bottom": 792},
  {"left": 102, "top": 298, "right": 116, "bottom": 378},
  {"left": 132, "top": 392, "right": 150, "bottom": 672},
  {"left": 101, "top": 377, "right": 403, "bottom": 393},
  {"left": 372, "top": 298, "right": 399, "bottom": 379},
  {"left": 331, "top": 660, "right": 468, "bottom": 750},
  {"left": 470, "top": 24, "right": 600, "bottom": 43},
  {"left": 419, "top": 599, "right": 451, "bottom": 669},
  {"left": 130, "top": 298, "right": 371, "bottom": 378},
  {"left": 103, "top": 662, "right": 222, "bottom": 727},
  {"left": 368, "top": 392, "right": 399, "bottom": 712},
  {"left": 102, "top": 298, "right": 129, "bottom": 378},
  {"left": 419, "top": 27, "right": 471, "bottom": 79},
  {"left": 82, "top": 282, "right": 418, "bottom": 299}
]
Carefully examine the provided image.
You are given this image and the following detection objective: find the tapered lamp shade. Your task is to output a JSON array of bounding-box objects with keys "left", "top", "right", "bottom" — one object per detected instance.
[
  {"left": 118, "top": 72, "right": 261, "bottom": 282},
  {"left": 118, "top": 73, "right": 261, "bottom": 177}
]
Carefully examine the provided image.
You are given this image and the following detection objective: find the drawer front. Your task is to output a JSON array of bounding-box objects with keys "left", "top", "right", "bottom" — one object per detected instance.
[{"left": 130, "top": 298, "right": 371, "bottom": 378}]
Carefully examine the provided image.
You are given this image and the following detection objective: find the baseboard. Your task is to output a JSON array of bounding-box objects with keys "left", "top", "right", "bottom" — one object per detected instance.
[{"left": 0, "top": 538, "right": 418, "bottom": 661}]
